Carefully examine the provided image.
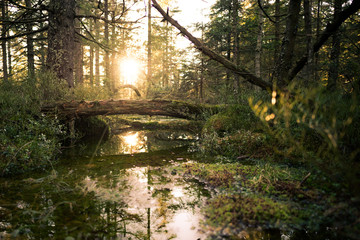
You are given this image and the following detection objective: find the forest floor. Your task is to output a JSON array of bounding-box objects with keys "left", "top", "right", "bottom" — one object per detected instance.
[
  {"left": 163, "top": 103, "right": 360, "bottom": 240},
  {"left": 171, "top": 156, "right": 360, "bottom": 239}
]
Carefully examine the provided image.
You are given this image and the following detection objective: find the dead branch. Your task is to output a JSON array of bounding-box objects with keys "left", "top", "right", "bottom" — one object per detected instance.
[{"left": 151, "top": 0, "right": 273, "bottom": 91}]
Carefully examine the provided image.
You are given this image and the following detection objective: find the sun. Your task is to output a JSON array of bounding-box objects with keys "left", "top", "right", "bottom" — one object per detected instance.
[{"left": 120, "top": 57, "right": 140, "bottom": 85}]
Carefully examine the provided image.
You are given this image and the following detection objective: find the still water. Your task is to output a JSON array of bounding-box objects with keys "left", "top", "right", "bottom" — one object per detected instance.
[
  {"left": 0, "top": 129, "right": 336, "bottom": 240},
  {"left": 0, "top": 130, "right": 211, "bottom": 239}
]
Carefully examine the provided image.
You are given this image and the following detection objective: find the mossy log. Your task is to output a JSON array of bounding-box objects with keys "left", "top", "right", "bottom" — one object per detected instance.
[{"left": 41, "top": 99, "right": 219, "bottom": 120}]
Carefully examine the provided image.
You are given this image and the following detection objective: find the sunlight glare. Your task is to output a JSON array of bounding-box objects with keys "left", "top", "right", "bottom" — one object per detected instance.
[
  {"left": 120, "top": 58, "right": 140, "bottom": 85},
  {"left": 123, "top": 132, "right": 139, "bottom": 147},
  {"left": 121, "top": 132, "right": 147, "bottom": 154}
]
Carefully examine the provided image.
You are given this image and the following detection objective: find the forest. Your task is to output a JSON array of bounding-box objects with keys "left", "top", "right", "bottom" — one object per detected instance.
[{"left": 1, "top": 0, "right": 360, "bottom": 239}]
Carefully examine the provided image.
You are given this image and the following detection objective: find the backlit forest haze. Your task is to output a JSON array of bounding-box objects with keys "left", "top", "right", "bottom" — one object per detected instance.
[{"left": 1, "top": 0, "right": 360, "bottom": 239}]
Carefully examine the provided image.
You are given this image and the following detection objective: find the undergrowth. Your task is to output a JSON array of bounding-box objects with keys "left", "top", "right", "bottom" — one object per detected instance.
[
  {"left": 192, "top": 86, "right": 360, "bottom": 238},
  {"left": 0, "top": 78, "right": 66, "bottom": 176}
]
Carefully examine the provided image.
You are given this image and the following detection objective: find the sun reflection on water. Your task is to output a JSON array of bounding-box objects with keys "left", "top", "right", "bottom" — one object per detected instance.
[{"left": 121, "top": 132, "right": 147, "bottom": 154}]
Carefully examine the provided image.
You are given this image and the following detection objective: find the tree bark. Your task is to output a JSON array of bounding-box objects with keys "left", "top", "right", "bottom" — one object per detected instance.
[
  {"left": 1, "top": 0, "right": 8, "bottom": 83},
  {"left": 41, "top": 99, "right": 219, "bottom": 120},
  {"left": 327, "top": 0, "right": 342, "bottom": 91},
  {"left": 95, "top": 15, "right": 101, "bottom": 86},
  {"left": 232, "top": 0, "right": 241, "bottom": 93},
  {"left": 25, "top": 0, "right": 35, "bottom": 78},
  {"left": 89, "top": 37, "right": 94, "bottom": 85},
  {"left": 147, "top": 0, "right": 153, "bottom": 95},
  {"left": 273, "top": 0, "right": 301, "bottom": 87},
  {"left": 104, "top": 0, "right": 110, "bottom": 87},
  {"left": 274, "top": 0, "right": 280, "bottom": 63},
  {"left": 314, "top": 0, "right": 322, "bottom": 82},
  {"left": 303, "top": 0, "right": 313, "bottom": 85},
  {"left": 110, "top": 7, "right": 117, "bottom": 91},
  {"left": 74, "top": 6, "right": 84, "bottom": 86},
  {"left": 47, "top": 0, "right": 76, "bottom": 87},
  {"left": 255, "top": 0, "right": 264, "bottom": 79},
  {"left": 7, "top": 29, "right": 11, "bottom": 77}
]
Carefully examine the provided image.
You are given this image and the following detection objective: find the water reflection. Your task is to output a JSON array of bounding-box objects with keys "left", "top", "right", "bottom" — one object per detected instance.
[
  {"left": 81, "top": 166, "right": 208, "bottom": 239},
  {"left": 0, "top": 145, "right": 210, "bottom": 240},
  {"left": 75, "top": 130, "right": 197, "bottom": 157},
  {"left": 121, "top": 132, "right": 147, "bottom": 154}
]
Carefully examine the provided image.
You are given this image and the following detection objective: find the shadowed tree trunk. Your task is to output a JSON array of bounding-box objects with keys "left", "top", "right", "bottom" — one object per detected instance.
[
  {"left": 74, "top": 6, "right": 84, "bottom": 85},
  {"left": 255, "top": 0, "right": 264, "bottom": 81},
  {"left": 42, "top": 99, "right": 219, "bottom": 120},
  {"left": 89, "top": 40, "right": 94, "bottom": 85},
  {"left": 7, "top": 29, "right": 11, "bottom": 78},
  {"left": 232, "top": 0, "right": 240, "bottom": 94},
  {"left": 274, "top": 0, "right": 280, "bottom": 64},
  {"left": 1, "top": 0, "right": 8, "bottom": 83},
  {"left": 95, "top": 14, "right": 101, "bottom": 86},
  {"left": 303, "top": 0, "right": 313, "bottom": 85},
  {"left": 273, "top": 0, "right": 301, "bottom": 87},
  {"left": 47, "top": 0, "right": 76, "bottom": 87},
  {"left": 104, "top": 0, "right": 110, "bottom": 89},
  {"left": 25, "top": 0, "right": 35, "bottom": 78},
  {"left": 328, "top": 0, "right": 342, "bottom": 91}
]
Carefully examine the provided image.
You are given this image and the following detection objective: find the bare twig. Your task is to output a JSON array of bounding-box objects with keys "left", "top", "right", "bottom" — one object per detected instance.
[
  {"left": 299, "top": 172, "right": 311, "bottom": 187},
  {"left": 257, "top": 0, "right": 276, "bottom": 23}
]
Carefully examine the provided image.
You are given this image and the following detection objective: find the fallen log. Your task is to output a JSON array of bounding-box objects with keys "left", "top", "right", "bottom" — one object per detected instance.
[{"left": 41, "top": 99, "right": 220, "bottom": 120}]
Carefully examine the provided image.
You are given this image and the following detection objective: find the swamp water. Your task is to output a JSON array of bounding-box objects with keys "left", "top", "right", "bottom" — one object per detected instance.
[
  {"left": 0, "top": 129, "right": 337, "bottom": 239},
  {"left": 0, "top": 130, "right": 210, "bottom": 239}
]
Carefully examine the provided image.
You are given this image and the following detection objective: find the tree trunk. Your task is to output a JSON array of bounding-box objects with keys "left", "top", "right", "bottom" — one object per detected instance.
[
  {"left": 74, "top": 6, "right": 84, "bottom": 86},
  {"left": 47, "top": 0, "right": 76, "bottom": 87},
  {"left": 25, "top": 0, "right": 35, "bottom": 78},
  {"left": 41, "top": 99, "right": 219, "bottom": 120},
  {"left": 1, "top": 0, "right": 8, "bottom": 83},
  {"left": 147, "top": 0, "right": 153, "bottom": 96},
  {"left": 7, "top": 30, "right": 11, "bottom": 77},
  {"left": 163, "top": 23, "right": 169, "bottom": 88},
  {"left": 232, "top": 0, "right": 241, "bottom": 94},
  {"left": 110, "top": 6, "right": 118, "bottom": 92},
  {"left": 314, "top": 0, "right": 322, "bottom": 82},
  {"left": 303, "top": 0, "right": 313, "bottom": 85},
  {"left": 273, "top": 0, "right": 301, "bottom": 87},
  {"left": 274, "top": 0, "right": 280, "bottom": 64},
  {"left": 255, "top": 0, "right": 264, "bottom": 80},
  {"left": 95, "top": 16, "right": 101, "bottom": 86},
  {"left": 110, "top": 37, "right": 117, "bottom": 91},
  {"left": 327, "top": 0, "right": 342, "bottom": 91},
  {"left": 104, "top": 0, "right": 110, "bottom": 89}
]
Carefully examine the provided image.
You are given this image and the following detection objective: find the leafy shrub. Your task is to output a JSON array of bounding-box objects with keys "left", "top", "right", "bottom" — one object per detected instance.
[
  {"left": 250, "top": 86, "right": 360, "bottom": 194},
  {"left": 0, "top": 76, "right": 66, "bottom": 176},
  {"left": 197, "top": 104, "right": 266, "bottom": 158},
  {"left": 202, "top": 104, "right": 261, "bottom": 135}
]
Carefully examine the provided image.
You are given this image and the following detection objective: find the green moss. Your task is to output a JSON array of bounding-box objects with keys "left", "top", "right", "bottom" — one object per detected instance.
[
  {"left": 173, "top": 160, "right": 344, "bottom": 235},
  {"left": 205, "top": 193, "right": 293, "bottom": 228},
  {"left": 202, "top": 104, "right": 260, "bottom": 135},
  {"left": 75, "top": 117, "right": 110, "bottom": 139}
]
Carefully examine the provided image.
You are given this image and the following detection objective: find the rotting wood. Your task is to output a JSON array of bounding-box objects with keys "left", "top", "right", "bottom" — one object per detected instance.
[{"left": 41, "top": 99, "right": 220, "bottom": 120}]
